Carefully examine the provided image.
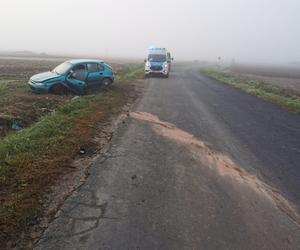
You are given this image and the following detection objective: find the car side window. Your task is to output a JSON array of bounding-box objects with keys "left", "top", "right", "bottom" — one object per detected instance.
[
  {"left": 87, "top": 63, "right": 99, "bottom": 73},
  {"left": 71, "top": 64, "right": 88, "bottom": 81},
  {"left": 98, "top": 64, "right": 104, "bottom": 72},
  {"left": 73, "top": 64, "right": 87, "bottom": 71}
]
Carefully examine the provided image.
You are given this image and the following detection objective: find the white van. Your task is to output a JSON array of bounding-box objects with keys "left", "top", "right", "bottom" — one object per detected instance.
[{"left": 144, "top": 48, "right": 173, "bottom": 78}]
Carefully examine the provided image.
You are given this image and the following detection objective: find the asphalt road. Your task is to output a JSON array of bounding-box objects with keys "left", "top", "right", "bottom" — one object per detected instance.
[{"left": 36, "top": 63, "right": 300, "bottom": 250}]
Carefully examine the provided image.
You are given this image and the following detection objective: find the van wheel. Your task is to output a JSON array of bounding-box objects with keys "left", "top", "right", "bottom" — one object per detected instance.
[
  {"left": 50, "top": 84, "right": 68, "bottom": 95},
  {"left": 102, "top": 78, "right": 112, "bottom": 87}
]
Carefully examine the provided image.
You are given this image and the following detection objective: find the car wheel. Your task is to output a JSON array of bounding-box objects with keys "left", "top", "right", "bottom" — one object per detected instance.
[
  {"left": 102, "top": 78, "right": 112, "bottom": 87},
  {"left": 50, "top": 84, "right": 68, "bottom": 95}
]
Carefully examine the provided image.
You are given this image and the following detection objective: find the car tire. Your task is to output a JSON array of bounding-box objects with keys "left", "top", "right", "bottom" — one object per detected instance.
[
  {"left": 102, "top": 78, "right": 112, "bottom": 87},
  {"left": 50, "top": 84, "right": 68, "bottom": 95}
]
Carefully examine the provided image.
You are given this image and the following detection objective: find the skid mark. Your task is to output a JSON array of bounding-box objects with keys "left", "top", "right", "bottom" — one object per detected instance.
[{"left": 130, "top": 111, "right": 300, "bottom": 226}]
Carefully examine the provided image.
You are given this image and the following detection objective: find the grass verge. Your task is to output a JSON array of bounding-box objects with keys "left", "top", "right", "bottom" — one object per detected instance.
[
  {"left": 119, "top": 64, "right": 144, "bottom": 81},
  {"left": 0, "top": 80, "right": 27, "bottom": 103},
  {"left": 203, "top": 70, "right": 300, "bottom": 114},
  {"left": 0, "top": 65, "right": 144, "bottom": 248}
]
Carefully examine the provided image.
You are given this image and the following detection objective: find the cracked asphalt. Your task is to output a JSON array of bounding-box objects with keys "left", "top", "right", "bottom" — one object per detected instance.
[{"left": 36, "top": 63, "right": 300, "bottom": 250}]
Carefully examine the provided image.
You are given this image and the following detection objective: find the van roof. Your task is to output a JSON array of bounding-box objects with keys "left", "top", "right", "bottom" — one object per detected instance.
[{"left": 148, "top": 48, "right": 167, "bottom": 52}]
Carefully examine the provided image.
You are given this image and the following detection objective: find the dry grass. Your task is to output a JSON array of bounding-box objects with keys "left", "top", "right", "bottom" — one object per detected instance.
[{"left": 203, "top": 70, "right": 300, "bottom": 114}]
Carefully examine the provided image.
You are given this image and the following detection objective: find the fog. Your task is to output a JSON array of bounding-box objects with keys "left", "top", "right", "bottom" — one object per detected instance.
[{"left": 0, "top": 0, "right": 299, "bottom": 63}]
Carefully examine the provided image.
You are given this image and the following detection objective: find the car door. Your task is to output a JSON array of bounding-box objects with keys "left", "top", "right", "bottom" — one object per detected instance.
[
  {"left": 66, "top": 64, "right": 88, "bottom": 93},
  {"left": 71, "top": 64, "right": 88, "bottom": 82},
  {"left": 86, "top": 63, "right": 103, "bottom": 86}
]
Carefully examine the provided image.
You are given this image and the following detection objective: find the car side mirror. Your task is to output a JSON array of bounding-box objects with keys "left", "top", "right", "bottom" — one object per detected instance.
[{"left": 144, "top": 59, "right": 147, "bottom": 63}]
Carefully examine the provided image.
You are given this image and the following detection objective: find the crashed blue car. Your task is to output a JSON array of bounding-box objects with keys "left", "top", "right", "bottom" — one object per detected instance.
[{"left": 28, "top": 59, "right": 114, "bottom": 94}]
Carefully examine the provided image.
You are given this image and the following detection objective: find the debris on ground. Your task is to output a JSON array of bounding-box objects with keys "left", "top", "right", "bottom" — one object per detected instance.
[
  {"left": 71, "top": 96, "right": 80, "bottom": 101},
  {"left": 79, "top": 148, "right": 86, "bottom": 155},
  {"left": 11, "top": 122, "right": 23, "bottom": 131}
]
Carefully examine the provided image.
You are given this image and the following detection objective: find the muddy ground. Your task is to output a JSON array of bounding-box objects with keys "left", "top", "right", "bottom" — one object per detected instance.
[
  {"left": 0, "top": 58, "right": 144, "bottom": 249},
  {"left": 0, "top": 58, "right": 131, "bottom": 80},
  {"left": 229, "top": 63, "right": 300, "bottom": 96},
  {"left": 0, "top": 58, "right": 132, "bottom": 138}
]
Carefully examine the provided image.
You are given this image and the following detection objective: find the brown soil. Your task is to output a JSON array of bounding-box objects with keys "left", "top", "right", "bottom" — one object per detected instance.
[
  {"left": 0, "top": 59, "right": 131, "bottom": 80},
  {"left": 230, "top": 63, "right": 300, "bottom": 79},
  {"left": 229, "top": 64, "right": 300, "bottom": 96},
  {"left": 0, "top": 58, "right": 132, "bottom": 139},
  {"left": 0, "top": 93, "right": 70, "bottom": 137}
]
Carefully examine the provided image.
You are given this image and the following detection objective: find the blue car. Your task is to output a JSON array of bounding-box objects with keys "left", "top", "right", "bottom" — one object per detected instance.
[{"left": 28, "top": 59, "right": 115, "bottom": 94}]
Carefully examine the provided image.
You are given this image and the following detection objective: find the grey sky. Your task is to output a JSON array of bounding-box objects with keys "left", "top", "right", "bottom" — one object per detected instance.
[{"left": 0, "top": 0, "right": 299, "bottom": 63}]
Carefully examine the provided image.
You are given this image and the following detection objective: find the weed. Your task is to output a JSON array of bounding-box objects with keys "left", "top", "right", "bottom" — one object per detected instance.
[{"left": 203, "top": 70, "right": 300, "bottom": 114}]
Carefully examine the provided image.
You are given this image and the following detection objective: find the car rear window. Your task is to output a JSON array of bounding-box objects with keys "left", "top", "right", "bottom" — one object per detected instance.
[
  {"left": 87, "top": 63, "right": 99, "bottom": 72},
  {"left": 98, "top": 64, "right": 104, "bottom": 71}
]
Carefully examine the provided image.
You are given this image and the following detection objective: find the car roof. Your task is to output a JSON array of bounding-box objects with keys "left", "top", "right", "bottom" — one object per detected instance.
[{"left": 67, "top": 59, "right": 104, "bottom": 65}]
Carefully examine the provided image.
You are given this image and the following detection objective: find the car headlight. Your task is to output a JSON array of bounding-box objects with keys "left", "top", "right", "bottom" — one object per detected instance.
[
  {"left": 164, "top": 63, "right": 168, "bottom": 68},
  {"left": 30, "top": 79, "right": 44, "bottom": 85},
  {"left": 145, "top": 62, "right": 150, "bottom": 67},
  {"left": 35, "top": 81, "right": 45, "bottom": 85}
]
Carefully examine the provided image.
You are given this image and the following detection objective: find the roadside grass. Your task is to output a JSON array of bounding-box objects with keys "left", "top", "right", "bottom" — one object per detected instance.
[
  {"left": 203, "top": 70, "right": 300, "bottom": 114},
  {"left": 119, "top": 64, "right": 144, "bottom": 81},
  {"left": 0, "top": 80, "right": 27, "bottom": 103},
  {"left": 0, "top": 65, "right": 144, "bottom": 247},
  {"left": 0, "top": 98, "right": 89, "bottom": 181}
]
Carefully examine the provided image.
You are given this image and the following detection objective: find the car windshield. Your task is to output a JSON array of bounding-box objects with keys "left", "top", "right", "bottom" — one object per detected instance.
[
  {"left": 148, "top": 54, "right": 167, "bottom": 62},
  {"left": 52, "top": 62, "right": 73, "bottom": 75}
]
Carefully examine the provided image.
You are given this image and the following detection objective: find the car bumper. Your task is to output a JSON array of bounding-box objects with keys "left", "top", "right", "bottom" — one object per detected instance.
[
  {"left": 145, "top": 69, "right": 169, "bottom": 75},
  {"left": 28, "top": 82, "right": 49, "bottom": 93}
]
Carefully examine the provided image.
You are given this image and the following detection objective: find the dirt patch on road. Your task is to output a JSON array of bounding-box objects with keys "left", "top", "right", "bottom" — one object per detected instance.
[
  {"left": 130, "top": 111, "right": 300, "bottom": 227},
  {"left": 130, "top": 112, "right": 206, "bottom": 148}
]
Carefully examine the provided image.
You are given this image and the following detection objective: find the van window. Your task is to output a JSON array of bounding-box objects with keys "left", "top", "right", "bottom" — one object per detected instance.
[
  {"left": 167, "top": 52, "right": 171, "bottom": 59},
  {"left": 148, "top": 54, "right": 166, "bottom": 62}
]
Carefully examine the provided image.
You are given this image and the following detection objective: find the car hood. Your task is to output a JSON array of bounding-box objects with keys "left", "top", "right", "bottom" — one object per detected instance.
[{"left": 31, "top": 71, "right": 61, "bottom": 82}]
